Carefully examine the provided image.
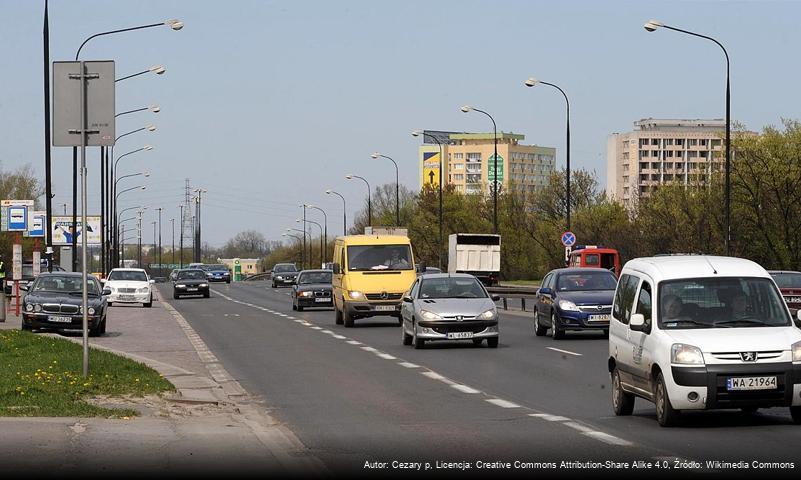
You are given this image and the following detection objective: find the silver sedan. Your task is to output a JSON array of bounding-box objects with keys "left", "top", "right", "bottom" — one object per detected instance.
[{"left": 400, "top": 273, "right": 501, "bottom": 349}]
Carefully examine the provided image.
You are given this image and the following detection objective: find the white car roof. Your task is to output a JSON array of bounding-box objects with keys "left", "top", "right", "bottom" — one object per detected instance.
[
  {"left": 109, "top": 268, "right": 148, "bottom": 273},
  {"left": 622, "top": 255, "right": 770, "bottom": 283}
]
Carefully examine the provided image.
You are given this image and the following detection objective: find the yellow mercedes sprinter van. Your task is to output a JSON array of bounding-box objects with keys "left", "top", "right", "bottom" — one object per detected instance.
[{"left": 332, "top": 234, "right": 416, "bottom": 327}]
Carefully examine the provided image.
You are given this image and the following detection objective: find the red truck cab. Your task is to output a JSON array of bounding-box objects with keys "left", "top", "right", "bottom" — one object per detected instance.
[{"left": 568, "top": 245, "right": 621, "bottom": 277}]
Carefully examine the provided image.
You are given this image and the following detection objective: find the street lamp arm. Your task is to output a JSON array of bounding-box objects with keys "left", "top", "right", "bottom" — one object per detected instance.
[
  {"left": 660, "top": 25, "right": 730, "bottom": 66},
  {"left": 76, "top": 22, "right": 166, "bottom": 59},
  {"left": 470, "top": 108, "right": 497, "bottom": 133},
  {"left": 115, "top": 185, "right": 145, "bottom": 202},
  {"left": 114, "top": 172, "right": 144, "bottom": 188},
  {"left": 539, "top": 81, "right": 570, "bottom": 114}
]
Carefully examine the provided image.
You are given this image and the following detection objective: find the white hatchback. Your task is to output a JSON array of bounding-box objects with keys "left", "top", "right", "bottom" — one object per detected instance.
[
  {"left": 104, "top": 268, "right": 154, "bottom": 308},
  {"left": 608, "top": 255, "right": 801, "bottom": 426}
]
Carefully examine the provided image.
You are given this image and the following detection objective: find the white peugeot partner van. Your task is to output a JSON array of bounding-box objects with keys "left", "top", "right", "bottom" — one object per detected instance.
[{"left": 608, "top": 255, "right": 801, "bottom": 426}]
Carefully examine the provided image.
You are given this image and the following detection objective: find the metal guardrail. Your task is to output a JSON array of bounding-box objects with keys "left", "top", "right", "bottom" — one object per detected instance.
[
  {"left": 487, "top": 285, "right": 540, "bottom": 312},
  {"left": 242, "top": 272, "right": 271, "bottom": 282}
]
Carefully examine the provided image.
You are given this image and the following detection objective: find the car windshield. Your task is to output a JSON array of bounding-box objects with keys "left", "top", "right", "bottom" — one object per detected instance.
[
  {"left": 274, "top": 264, "right": 297, "bottom": 273},
  {"left": 659, "top": 277, "right": 791, "bottom": 329},
  {"left": 33, "top": 276, "right": 100, "bottom": 295},
  {"left": 348, "top": 245, "right": 413, "bottom": 271},
  {"left": 419, "top": 277, "right": 487, "bottom": 299},
  {"left": 177, "top": 270, "right": 206, "bottom": 280},
  {"left": 771, "top": 272, "right": 801, "bottom": 289},
  {"left": 298, "top": 271, "right": 332, "bottom": 284},
  {"left": 107, "top": 270, "right": 148, "bottom": 282},
  {"left": 556, "top": 271, "right": 618, "bottom": 291}
]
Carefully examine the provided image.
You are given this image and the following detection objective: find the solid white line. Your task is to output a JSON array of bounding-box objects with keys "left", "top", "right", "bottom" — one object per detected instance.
[
  {"left": 376, "top": 353, "right": 397, "bottom": 360},
  {"left": 486, "top": 398, "right": 522, "bottom": 409},
  {"left": 546, "top": 347, "right": 582, "bottom": 357},
  {"left": 398, "top": 362, "right": 420, "bottom": 368},
  {"left": 451, "top": 384, "right": 480, "bottom": 394},
  {"left": 584, "top": 431, "right": 633, "bottom": 446}
]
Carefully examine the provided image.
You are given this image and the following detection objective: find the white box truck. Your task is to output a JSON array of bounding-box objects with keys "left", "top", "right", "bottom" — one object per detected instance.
[{"left": 447, "top": 233, "right": 501, "bottom": 286}]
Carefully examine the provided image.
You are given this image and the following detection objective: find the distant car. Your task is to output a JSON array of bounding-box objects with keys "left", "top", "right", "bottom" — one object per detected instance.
[
  {"left": 292, "top": 270, "right": 333, "bottom": 311},
  {"left": 104, "top": 268, "right": 154, "bottom": 308},
  {"left": 200, "top": 263, "right": 231, "bottom": 283},
  {"left": 20, "top": 272, "right": 109, "bottom": 336},
  {"left": 172, "top": 269, "right": 210, "bottom": 299},
  {"left": 271, "top": 263, "right": 299, "bottom": 288},
  {"left": 768, "top": 270, "right": 801, "bottom": 313},
  {"left": 400, "top": 273, "right": 501, "bottom": 349},
  {"left": 533, "top": 267, "right": 618, "bottom": 339}
]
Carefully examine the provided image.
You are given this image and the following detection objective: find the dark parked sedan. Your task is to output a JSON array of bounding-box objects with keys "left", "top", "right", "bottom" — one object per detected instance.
[
  {"left": 292, "top": 270, "right": 333, "bottom": 311},
  {"left": 172, "top": 269, "right": 210, "bottom": 299},
  {"left": 20, "top": 272, "right": 109, "bottom": 336},
  {"left": 533, "top": 267, "right": 618, "bottom": 339}
]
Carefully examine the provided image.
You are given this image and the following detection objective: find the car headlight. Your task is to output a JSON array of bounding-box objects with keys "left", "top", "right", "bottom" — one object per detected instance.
[
  {"left": 34, "top": 304, "right": 42, "bottom": 312},
  {"left": 792, "top": 341, "right": 801, "bottom": 362},
  {"left": 477, "top": 309, "right": 496, "bottom": 320},
  {"left": 137, "top": 287, "right": 149, "bottom": 293},
  {"left": 420, "top": 309, "right": 442, "bottom": 321},
  {"left": 88, "top": 307, "right": 96, "bottom": 315},
  {"left": 558, "top": 299, "right": 580, "bottom": 311},
  {"left": 348, "top": 291, "right": 364, "bottom": 300},
  {"left": 300, "top": 291, "right": 314, "bottom": 297},
  {"left": 671, "top": 343, "right": 705, "bottom": 365},
  {"left": 200, "top": 283, "right": 208, "bottom": 288},
  {"left": 176, "top": 284, "right": 186, "bottom": 288},
  {"left": 276, "top": 276, "right": 284, "bottom": 280},
  {"left": 25, "top": 304, "right": 33, "bottom": 312}
]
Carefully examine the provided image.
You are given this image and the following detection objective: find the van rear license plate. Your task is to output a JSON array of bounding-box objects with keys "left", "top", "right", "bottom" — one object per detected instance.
[
  {"left": 375, "top": 305, "right": 395, "bottom": 311},
  {"left": 589, "top": 314, "right": 610, "bottom": 322},
  {"left": 447, "top": 332, "right": 473, "bottom": 339},
  {"left": 48, "top": 315, "right": 73, "bottom": 323},
  {"left": 727, "top": 376, "right": 777, "bottom": 391}
]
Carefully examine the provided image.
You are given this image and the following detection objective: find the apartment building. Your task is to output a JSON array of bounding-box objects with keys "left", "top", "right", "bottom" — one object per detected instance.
[
  {"left": 607, "top": 118, "right": 725, "bottom": 206},
  {"left": 417, "top": 130, "right": 555, "bottom": 194}
]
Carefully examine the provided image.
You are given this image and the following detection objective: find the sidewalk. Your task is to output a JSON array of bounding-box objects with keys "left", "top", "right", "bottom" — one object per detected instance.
[{"left": 0, "top": 289, "right": 327, "bottom": 477}]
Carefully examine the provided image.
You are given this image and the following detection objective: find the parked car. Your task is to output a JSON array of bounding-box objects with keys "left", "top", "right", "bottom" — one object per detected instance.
[
  {"left": 201, "top": 263, "right": 231, "bottom": 283},
  {"left": 20, "top": 272, "right": 110, "bottom": 336},
  {"left": 534, "top": 267, "right": 618, "bottom": 339},
  {"left": 400, "top": 273, "right": 501, "bottom": 349},
  {"left": 768, "top": 270, "right": 801, "bottom": 314},
  {"left": 103, "top": 268, "right": 154, "bottom": 307},
  {"left": 172, "top": 269, "right": 210, "bottom": 299},
  {"left": 609, "top": 255, "right": 801, "bottom": 427},
  {"left": 291, "top": 270, "right": 333, "bottom": 311},
  {"left": 271, "top": 263, "right": 299, "bottom": 288}
]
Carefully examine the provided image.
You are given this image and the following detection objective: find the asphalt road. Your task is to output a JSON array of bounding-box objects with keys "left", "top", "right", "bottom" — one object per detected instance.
[{"left": 160, "top": 281, "right": 801, "bottom": 477}]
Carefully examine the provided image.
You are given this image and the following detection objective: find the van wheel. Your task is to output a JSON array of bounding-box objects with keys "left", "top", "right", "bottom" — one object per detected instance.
[
  {"left": 343, "top": 308, "right": 354, "bottom": 328},
  {"left": 612, "top": 368, "right": 635, "bottom": 416},
  {"left": 790, "top": 406, "right": 801, "bottom": 424},
  {"left": 655, "top": 373, "right": 680, "bottom": 427},
  {"left": 550, "top": 311, "right": 564, "bottom": 340},
  {"left": 335, "top": 306, "right": 344, "bottom": 325},
  {"left": 533, "top": 310, "right": 547, "bottom": 336}
]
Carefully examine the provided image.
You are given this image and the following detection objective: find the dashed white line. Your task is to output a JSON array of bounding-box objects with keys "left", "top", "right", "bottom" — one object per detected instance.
[
  {"left": 360, "top": 346, "right": 378, "bottom": 353},
  {"left": 485, "top": 398, "right": 522, "bottom": 409},
  {"left": 421, "top": 371, "right": 449, "bottom": 382},
  {"left": 310, "top": 326, "right": 323, "bottom": 330},
  {"left": 584, "top": 431, "right": 633, "bottom": 446},
  {"left": 546, "top": 347, "right": 582, "bottom": 357},
  {"left": 332, "top": 335, "right": 347, "bottom": 340},
  {"left": 529, "top": 413, "right": 570, "bottom": 422},
  {"left": 398, "top": 362, "right": 420, "bottom": 368},
  {"left": 376, "top": 353, "right": 397, "bottom": 360},
  {"left": 346, "top": 340, "right": 362, "bottom": 345},
  {"left": 563, "top": 421, "right": 595, "bottom": 434},
  {"left": 451, "top": 384, "right": 480, "bottom": 394}
]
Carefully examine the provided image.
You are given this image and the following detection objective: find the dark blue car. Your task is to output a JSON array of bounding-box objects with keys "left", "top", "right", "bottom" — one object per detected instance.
[{"left": 533, "top": 268, "right": 618, "bottom": 339}]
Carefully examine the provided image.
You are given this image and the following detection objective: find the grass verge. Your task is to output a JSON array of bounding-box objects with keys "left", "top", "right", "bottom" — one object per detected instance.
[{"left": 0, "top": 329, "right": 175, "bottom": 417}]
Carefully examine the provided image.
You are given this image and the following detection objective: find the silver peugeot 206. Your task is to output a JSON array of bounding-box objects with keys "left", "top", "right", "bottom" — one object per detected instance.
[{"left": 401, "top": 273, "right": 501, "bottom": 349}]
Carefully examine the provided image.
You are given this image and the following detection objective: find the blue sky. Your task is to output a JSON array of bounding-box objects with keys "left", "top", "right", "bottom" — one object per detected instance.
[{"left": 2, "top": 0, "right": 799, "bottom": 245}]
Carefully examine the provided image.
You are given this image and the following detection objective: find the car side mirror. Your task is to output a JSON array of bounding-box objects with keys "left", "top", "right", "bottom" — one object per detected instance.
[
  {"left": 538, "top": 287, "right": 553, "bottom": 296},
  {"left": 102, "top": 288, "right": 112, "bottom": 296},
  {"left": 332, "top": 263, "right": 342, "bottom": 275},
  {"left": 630, "top": 313, "right": 646, "bottom": 331},
  {"left": 491, "top": 294, "right": 501, "bottom": 302},
  {"left": 403, "top": 296, "right": 413, "bottom": 303}
]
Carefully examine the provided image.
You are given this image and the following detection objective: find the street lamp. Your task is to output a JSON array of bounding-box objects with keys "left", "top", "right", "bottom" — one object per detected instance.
[
  {"left": 644, "top": 19, "right": 732, "bottom": 255},
  {"left": 115, "top": 64, "right": 166, "bottom": 83},
  {"left": 282, "top": 233, "right": 303, "bottom": 266},
  {"left": 112, "top": 145, "right": 153, "bottom": 270},
  {"left": 305, "top": 204, "right": 328, "bottom": 264},
  {"left": 156, "top": 207, "right": 163, "bottom": 277},
  {"left": 194, "top": 189, "right": 207, "bottom": 263},
  {"left": 297, "top": 218, "right": 323, "bottom": 268},
  {"left": 170, "top": 218, "right": 175, "bottom": 267},
  {"left": 371, "top": 153, "right": 400, "bottom": 226},
  {"left": 326, "top": 189, "right": 347, "bottom": 235},
  {"left": 345, "top": 174, "right": 371, "bottom": 226},
  {"left": 524, "top": 77, "right": 571, "bottom": 232},
  {"left": 461, "top": 105, "right": 499, "bottom": 234},
  {"left": 286, "top": 228, "right": 311, "bottom": 268},
  {"left": 412, "top": 129, "right": 445, "bottom": 269},
  {"left": 178, "top": 204, "right": 185, "bottom": 268}
]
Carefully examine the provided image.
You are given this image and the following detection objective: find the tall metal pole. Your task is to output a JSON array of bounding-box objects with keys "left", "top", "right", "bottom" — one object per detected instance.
[
  {"left": 43, "top": 0, "right": 53, "bottom": 272},
  {"left": 471, "top": 108, "right": 498, "bottom": 234},
  {"left": 157, "top": 207, "right": 162, "bottom": 276},
  {"left": 308, "top": 205, "right": 327, "bottom": 264},
  {"left": 137, "top": 210, "right": 143, "bottom": 267},
  {"left": 100, "top": 147, "right": 105, "bottom": 275},
  {"left": 179, "top": 204, "right": 184, "bottom": 268},
  {"left": 419, "top": 132, "right": 445, "bottom": 270},
  {"left": 171, "top": 218, "right": 175, "bottom": 267},
  {"left": 302, "top": 205, "right": 307, "bottom": 269},
  {"left": 327, "top": 190, "right": 346, "bottom": 235},
  {"left": 79, "top": 60, "right": 89, "bottom": 377}
]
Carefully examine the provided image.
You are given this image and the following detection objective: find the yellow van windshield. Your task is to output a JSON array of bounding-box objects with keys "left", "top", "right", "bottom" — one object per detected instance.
[{"left": 348, "top": 245, "right": 413, "bottom": 271}]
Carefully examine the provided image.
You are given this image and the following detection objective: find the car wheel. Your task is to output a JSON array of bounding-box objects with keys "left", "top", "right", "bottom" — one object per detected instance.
[
  {"left": 603, "top": 329, "right": 610, "bottom": 338},
  {"left": 292, "top": 302, "right": 297, "bottom": 311},
  {"left": 402, "top": 322, "right": 413, "bottom": 346},
  {"left": 533, "top": 309, "right": 547, "bottom": 336},
  {"left": 343, "top": 307, "right": 354, "bottom": 328},
  {"left": 397, "top": 316, "right": 402, "bottom": 326},
  {"left": 550, "top": 310, "right": 564, "bottom": 340},
  {"left": 203, "top": 291, "right": 210, "bottom": 298},
  {"left": 89, "top": 322, "right": 102, "bottom": 337},
  {"left": 20, "top": 320, "right": 32, "bottom": 332},
  {"left": 790, "top": 406, "right": 801, "bottom": 424},
  {"left": 144, "top": 296, "right": 152, "bottom": 308},
  {"left": 611, "top": 367, "right": 635, "bottom": 416},
  {"left": 472, "top": 338, "right": 484, "bottom": 346},
  {"left": 272, "top": 282, "right": 276, "bottom": 288},
  {"left": 173, "top": 292, "right": 179, "bottom": 299},
  {"left": 297, "top": 304, "right": 304, "bottom": 312},
  {"left": 100, "top": 317, "right": 107, "bottom": 334},
  {"left": 226, "top": 280, "right": 230, "bottom": 284},
  {"left": 486, "top": 337, "right": 499, "bottom": 348},
  {"left": 107, "top": 302, "right": 113, "bottom": 307},
  {"left": 655, "top": 372, "right": 680, "bottom": 427},
  {"left": 335, "top": 306, "right": 344, "bottom": 325},
  {"left": 413, "top": 321, "right": 425, "bottom": 349}
]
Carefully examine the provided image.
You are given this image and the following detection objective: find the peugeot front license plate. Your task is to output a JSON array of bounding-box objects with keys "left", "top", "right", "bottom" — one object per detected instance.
[
  {"left": 726, "top": 376, "right": 777, "bottom": 391},
  {"left": 588, "top": 314, "right": 611, "bottom": 323},
  {"left": 375, "top": 305, "right": 395, "bottom": 311},
  {"left": 447, "top": 331, "right": 473, "bottom": 339},
  {"left": 314, "top": 297, "right": 331, "bottom": 303},
  {"left": 48, "top": 315, "right": 73, "bottom": 323}
]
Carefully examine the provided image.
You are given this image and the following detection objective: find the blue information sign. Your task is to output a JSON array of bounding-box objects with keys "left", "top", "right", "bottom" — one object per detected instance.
[
  {"left": 8, "top": 206, "right": 28, "bottom": 231},
  {"left": 561, "top": 231, "right": 576, "bottom": 247}
]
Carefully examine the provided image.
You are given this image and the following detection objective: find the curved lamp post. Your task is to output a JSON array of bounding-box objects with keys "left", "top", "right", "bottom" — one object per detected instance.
[
  {"left": 412, "top": 130, "right": 445, "bottom": 269},
  {"left": 460, "top": 105, "right": 499, "bottom": 234},
  {"left": 282, "top": 233, "right": 303, "bottom": 266},
  {"left": 286, "top": 228, "right": 311, "bottom": 268},
  {"left": 297, "top": 218, "right": 323, "bottom": 268},
  {"left": 371, "top": 153, "right": 400, "bottom": 226},
  {"left": 644, "top": 19, "right": 731, "bottom": 255},
  {"left": 524, "top": 77, "right": 571, "bottom": 232},
  {"left": 116, "top": 64, "right": 165, "bottom": 83},
  {"left": 305, "top": 204, "right": 328, "bottom": 263},
  {"left": 345, "top": 174, "right": 371, "bottom": 226},
  {"left": 326, "top": 189, "right": 347, "bottom": 235},
  {"left": 112, "top": 146, "right": 152, "bottom": 269}
]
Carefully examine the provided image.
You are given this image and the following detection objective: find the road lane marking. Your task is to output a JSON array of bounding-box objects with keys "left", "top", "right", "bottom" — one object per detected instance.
[
  {"left": 360, "top": 346, "right": 378, "bottom": 353},
  {"left": 398, "top": 362, "right": 420, "bottom": 368},
  {"left": 546, "top": 347, "right": 582, "bottom": 357},
  {"left": 451, "top": 384, "right": 480, "bottom": 394},
  {"left": 529, "top": 413, "right": 570, "bottom": 422},
  {"left": 563, "top": 421, "right": 595, "bottom": 434},
  {"left": 485, "top": 399, "right": 522, "bottom": 409},
  {"left": 310, "top": 326, "right": 322, "bottom": 330},
  {"left": 584, "top": 431, "right": 633, "bottom": 446},
  {"left": 346, "top": 340, "right": 362, "bottom": 345},
  {"left": 376, "top": 353, "right": 397, "bottom": 360},
  {"left": 332, "top": 335, "right": 347, "bottom": 340}
]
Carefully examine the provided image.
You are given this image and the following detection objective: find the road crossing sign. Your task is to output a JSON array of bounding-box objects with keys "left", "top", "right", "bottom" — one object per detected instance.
[{"left": 561, "top": 231, "right": 576, "bottom": 247}]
